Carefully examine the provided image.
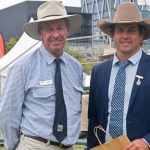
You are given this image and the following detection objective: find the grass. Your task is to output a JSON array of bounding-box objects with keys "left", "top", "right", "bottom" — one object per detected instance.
[
  {"left": 0, "top": 146, "right": 86, "bottom": 150},
  {"left": 73, "top": 145, "right": 86, "bottom": 150}
]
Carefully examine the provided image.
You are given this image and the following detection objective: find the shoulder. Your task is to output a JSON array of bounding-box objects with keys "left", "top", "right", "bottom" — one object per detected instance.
[
  {"left": 92, "top": 59, "right": 112, "bottom": 73},
  {"left": 142, "top": 51, "right": 150, "bottom": 60},
  {"left": 10, "top": 48, "right": 40, "bottom": 72}
]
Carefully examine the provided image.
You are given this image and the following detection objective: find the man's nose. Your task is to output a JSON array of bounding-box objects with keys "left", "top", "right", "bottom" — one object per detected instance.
[
  {"left": 52, "top": 30, "right": 60, "bottom": 37},
  {"left": 122, "top": 31, "right": 129, "bottom": 39}
]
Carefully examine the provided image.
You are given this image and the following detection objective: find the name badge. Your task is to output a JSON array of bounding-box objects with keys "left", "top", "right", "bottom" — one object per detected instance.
[{"left": 39, "top": 80, "right": 53, "bottom": 86}]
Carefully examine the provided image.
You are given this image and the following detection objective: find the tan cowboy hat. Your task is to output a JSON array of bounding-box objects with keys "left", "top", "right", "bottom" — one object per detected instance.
[
  {"left": 24, "top": 0, "right": 83, "bottom": 40},
  {"left": 97, "top": 2, "right": 150, "bottom": 40},
  {"left": 100, "top": 47, "right": 116, "bottom": 57}
]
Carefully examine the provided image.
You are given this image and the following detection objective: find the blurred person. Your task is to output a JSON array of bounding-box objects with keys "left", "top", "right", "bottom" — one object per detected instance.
[
  {"left": 99, "top": 48, "right": 115, "bottom": 62},
  {"left": 88, "top": 2, "right": 150, "bottom": 150},
  {"left": 0, "top": 1, "right": 83, "bottom": 150}
]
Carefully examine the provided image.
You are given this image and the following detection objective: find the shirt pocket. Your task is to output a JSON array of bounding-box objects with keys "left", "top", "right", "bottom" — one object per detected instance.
[
  {"left": 69, "top": 85, "right": 83, "bottom": 111},
  {"left": 32, "top": 86, "right": 55, "bottom": 103},
  {"left": 69, "top": 78, "right": 83, "bottom": 102}
]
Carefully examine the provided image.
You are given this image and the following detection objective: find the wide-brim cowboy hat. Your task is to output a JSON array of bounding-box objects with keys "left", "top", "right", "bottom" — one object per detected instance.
[
  {"left": 97, "top": 2, "right": 150, "bottom": 40},
  {"left": 100, "top": 47, "right": 116, "bottom": 57},
  {"left": 24, "top": 1, "right": 83, "bottom": 40}
]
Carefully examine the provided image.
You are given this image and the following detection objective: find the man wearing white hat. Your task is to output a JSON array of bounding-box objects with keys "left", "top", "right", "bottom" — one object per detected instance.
[
  {"left": 99, "top": 47, "right": 116, "bottom": 62},
  {"left": 0, "top": 1, "right": 83, "bottom": 150},
  {"left": 88, "top": 2, "right": 150, "bottom": 150}
]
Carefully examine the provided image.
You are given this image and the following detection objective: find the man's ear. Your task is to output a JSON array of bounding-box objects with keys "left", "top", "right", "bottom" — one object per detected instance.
[
  {"left": 66, "top": 31, "right": 69, "bottom": 38},
  {"left": 108, "top": 26, "right": 115, "bottom": 41},
  {"left": 108, "top": 29, "right": 114, "bottom": 40},
  {"left": 39, "top": 34, "right": 43, "bottom": 41},
  {"left": 110, "top": 34, "right": 114, "bottom": 42}
]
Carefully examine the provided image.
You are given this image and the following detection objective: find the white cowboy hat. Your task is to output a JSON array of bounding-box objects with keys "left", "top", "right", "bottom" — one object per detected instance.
[
  {"left": 100, "top": 47, "right": 116, "bottom": 57},
  {"left": 97, "top": 2, "right": 150, "bottom": 40},
  {"left": 24, "top": 0, "right": 83, "bottom": 40}
]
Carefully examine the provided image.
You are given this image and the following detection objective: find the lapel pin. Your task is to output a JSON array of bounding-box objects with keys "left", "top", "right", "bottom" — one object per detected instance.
[{"left": 136, "top": 75, "right": 143, "bottom": 85}]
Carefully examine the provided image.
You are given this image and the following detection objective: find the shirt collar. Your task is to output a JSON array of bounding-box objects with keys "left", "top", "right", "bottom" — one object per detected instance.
[
  {"left": 113, "top": 49, "right": 142, "bottom": 67},
  {"left": 39, "top": 43, "right": 68, "bottom": 65}
]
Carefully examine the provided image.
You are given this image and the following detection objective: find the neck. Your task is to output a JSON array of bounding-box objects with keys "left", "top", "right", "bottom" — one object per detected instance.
[{"left": 116, "top": 49, "right": 141, "bottom": 61}]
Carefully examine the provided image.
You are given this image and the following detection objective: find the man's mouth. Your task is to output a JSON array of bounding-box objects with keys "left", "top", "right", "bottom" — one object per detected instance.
[{"left": 51, "top": 41, "right": 61, "bottom": 45}]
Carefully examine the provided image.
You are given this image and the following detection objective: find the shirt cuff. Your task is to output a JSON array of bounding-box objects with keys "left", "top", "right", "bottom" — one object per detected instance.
[{"left": 142, "top": 138, "right": 150, "bottom": 148}]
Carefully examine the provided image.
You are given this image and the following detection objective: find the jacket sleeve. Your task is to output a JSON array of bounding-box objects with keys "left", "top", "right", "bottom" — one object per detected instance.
[
  {"left": 0, "top": 63, "right": 25, "bottom": 150},
  {"left": 87, "top": 66, "right": 99, "bottom": 149}
]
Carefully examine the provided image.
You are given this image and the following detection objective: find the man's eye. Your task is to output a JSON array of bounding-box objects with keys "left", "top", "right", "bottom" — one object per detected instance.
[
  {"left": 58, "top": 27, "right": 65, "bottom": 30},
  {"left": 128, "top": 29, "right": 136, "bottom": 33},
  {"left": 116, "top": 29, "right": 123, "bottom": 33},
  {"left": 46, "top": 28, "right": 52, "bottom": 31}
]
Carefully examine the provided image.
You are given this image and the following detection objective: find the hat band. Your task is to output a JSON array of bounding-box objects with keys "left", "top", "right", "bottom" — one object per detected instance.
[{"left": 42, "top": 14, "right": 62, "bottom": 19}]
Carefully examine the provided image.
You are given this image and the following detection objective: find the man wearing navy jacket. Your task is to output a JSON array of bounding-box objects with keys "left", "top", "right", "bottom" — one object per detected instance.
[{"left": 88, "top": 2, "right": 150, "bottom": 150}]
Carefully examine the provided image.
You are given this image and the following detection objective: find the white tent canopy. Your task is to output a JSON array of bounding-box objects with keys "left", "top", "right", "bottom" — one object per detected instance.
[
  {"left": 0, "top": 18, "right": 41, "bottom": 93},
  {"left": 0, "top": 18, "right": 41, "bottom": 72}
]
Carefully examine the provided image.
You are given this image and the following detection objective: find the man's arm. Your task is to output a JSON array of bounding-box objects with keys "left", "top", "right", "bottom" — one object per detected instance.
[{"left": 0, "top": 63, "right": 25, "bottom": 150}]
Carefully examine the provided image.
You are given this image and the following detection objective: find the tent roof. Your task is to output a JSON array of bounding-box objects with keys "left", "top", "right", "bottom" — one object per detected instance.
[{"left": 0, "top": 18, "right": 41, "bottom": 72}]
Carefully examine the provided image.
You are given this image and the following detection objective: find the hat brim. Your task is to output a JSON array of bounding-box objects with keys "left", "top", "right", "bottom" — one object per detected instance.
[
  {"left": 97, "top": 19, "right": 150, "bottom": 40},
  {"left": 100, "top": 53, "right": 114, "bottom": 57},
  {"left": 100, "top": 52, "right": 115, "bottom": 57},
  {"left": 24, "top": 14, "right": 83, "bottom": 40}
]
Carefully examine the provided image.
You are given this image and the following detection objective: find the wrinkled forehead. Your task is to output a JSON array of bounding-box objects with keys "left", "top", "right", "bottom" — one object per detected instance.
[
  {"left": 115, "top": 23, "right": 139, "bottom": 30},
  {"left": 40, "top": 18, "right": 68, "bottom": 27}
]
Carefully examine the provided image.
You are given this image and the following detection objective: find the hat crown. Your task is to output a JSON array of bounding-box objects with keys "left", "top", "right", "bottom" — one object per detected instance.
[
  {"left": 103, "top": 48, "right": 115, "bottom": 56},
  {"left": 24, "top": 0, "right": 83, "bottom": 40},
  {"left": 37, "top": 1, "right": 67, "bottom": 19},
  {"left": 113, "top": 2, "right": 142, "bottom": 23},
  {"left": 97, "top": 2, "right": 150, "bottom": 40}
]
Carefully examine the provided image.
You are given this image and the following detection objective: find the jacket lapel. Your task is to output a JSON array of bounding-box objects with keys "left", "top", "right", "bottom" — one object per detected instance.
[
  {"left": 103, "top": 59, "right": 113, "bottom": 119},
  {"left": 128, "top": 52, "right": 149, "bottom": 111},
  {"left": 105, "top": 60, "right": 113, "bottom": 94}
]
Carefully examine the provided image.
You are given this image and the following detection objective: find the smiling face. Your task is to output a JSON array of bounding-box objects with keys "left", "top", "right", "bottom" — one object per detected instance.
[
  {"left": 112, "top": 24, "right": 144, "bottom": 60},
  {"left": 39, "top": 19, "right": 69, "bottom": 58}
]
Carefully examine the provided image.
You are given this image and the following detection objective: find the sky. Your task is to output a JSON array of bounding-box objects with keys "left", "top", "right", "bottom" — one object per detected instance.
[
  {"left": 28, "top": 0, "right": 81, "bottom": 7},
  {"left": 138, "top": 0, "right": 150, "bottom": 4},
  {"left": 0, "top": 0, "right": 81, "bottom": 10},
  {"left": 1, "top": 0, "right": 150, "bottom": 10},
  {"left": 58, "top": 0, "right": 81, "bottom": 7}
]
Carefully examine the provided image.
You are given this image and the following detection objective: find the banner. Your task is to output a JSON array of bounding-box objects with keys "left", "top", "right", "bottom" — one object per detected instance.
[{"left": 0, "top": 32, "right": 5, "bottom": 57}]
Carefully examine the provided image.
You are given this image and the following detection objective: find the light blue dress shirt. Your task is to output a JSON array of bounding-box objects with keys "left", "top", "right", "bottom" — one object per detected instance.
[
  {"left": 106, "top": 50, "right": 142, "bottom": 141},
  {"left": 0, "top": 43, "right": 83, "bottom": 150}
]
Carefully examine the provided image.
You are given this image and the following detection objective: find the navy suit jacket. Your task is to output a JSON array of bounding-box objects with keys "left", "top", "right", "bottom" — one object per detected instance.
[{"left": 87, "top": 52, "right": 150, "bottom": 149}]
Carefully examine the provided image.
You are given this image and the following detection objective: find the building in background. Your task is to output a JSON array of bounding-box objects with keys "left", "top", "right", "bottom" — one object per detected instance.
[
  {"left": 81, "top": 0, "right": 150, "bottom": 47},
  {"left": 0, "top": 1, "right": 92, "bottom": 42}
]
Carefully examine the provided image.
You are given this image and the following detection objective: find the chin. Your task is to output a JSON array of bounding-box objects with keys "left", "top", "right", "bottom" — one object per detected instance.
[
  {"left": 120, "top": 46, "right": 131, "bottom": 51},
  {"left": 51, "top": 46, "right": 61, "bottom": 50}
]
